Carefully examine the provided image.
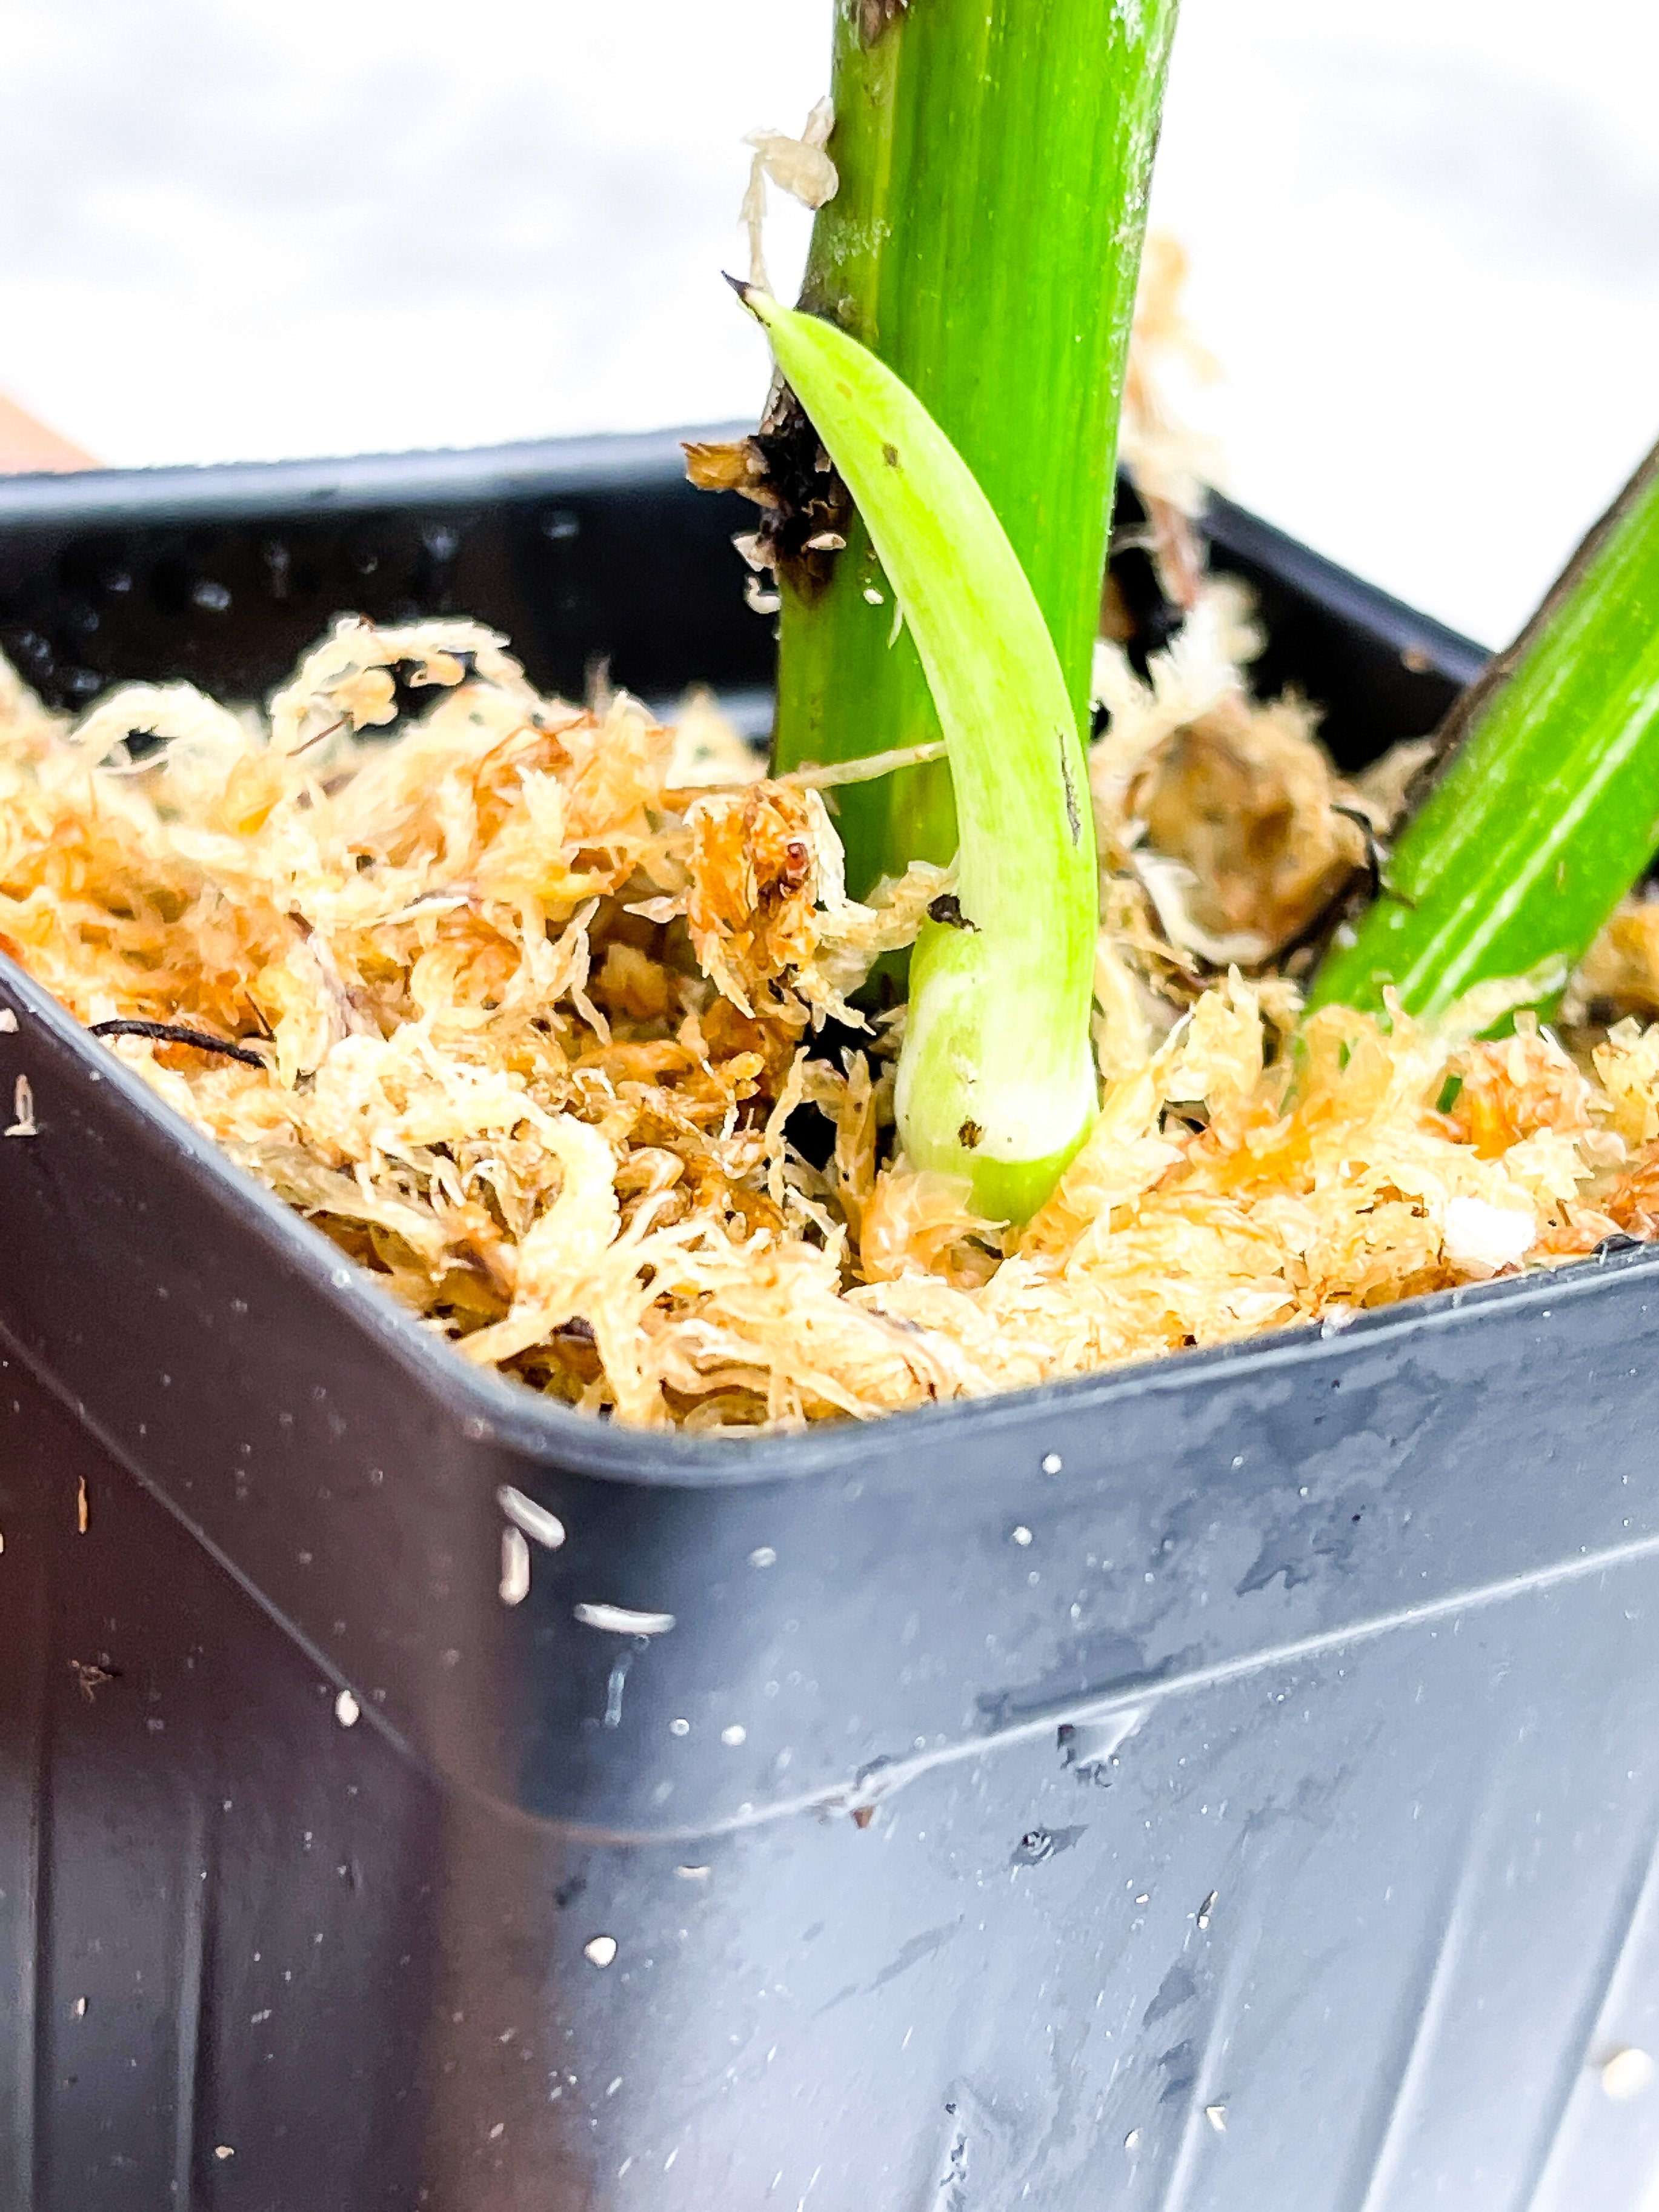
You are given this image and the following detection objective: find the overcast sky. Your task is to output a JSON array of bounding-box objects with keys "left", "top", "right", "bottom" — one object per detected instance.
[{"left": 1, "top": 0, "right": 1655, "bottom": 646}]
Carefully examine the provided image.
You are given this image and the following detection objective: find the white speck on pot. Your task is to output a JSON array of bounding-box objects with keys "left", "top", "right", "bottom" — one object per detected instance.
[
  {"left": 488, "top": 2121, "right": 505, "bottom": 2141},
  {"left": 675, "top": 1865, "right": 710, "bottom": 1881},
  {"left": 584, "top": 1935, "right": 618, "bottom": 1968},
  {"left": 1197, "top": 1889, "right": 1218, "bottom": 1928},
  {"left": 498, "top": 1484, "right": 566, "bottom": 1552},
  {"left": 606, "top": 2076, "right": 623, "bottom": 2097},
  {"left": 1603, "top": 2047, "right": 1655, "bottom": 2100},
  {"left": 670, "top": 1718, "right": 691, "bottom": 1736},
  {"left": 749, "top": 1545, "right": 777, "bottom": 1568},
  {"left": 721, "top": 1724, "right": 747, "bottom": 1747},
  {"left": 213, "top": 2147, "right": 234, "bottom": 2162},
  {"left": 499, "top": 1526, "right": 531, "bottom": 1606},
  {"left": 71, "top": 1996, "right": 86, "bottom": 2019},
  {"left": 1205, "top": 2104, "right": 1227, "bottom": 2133},
  {"left": 334, "top": 1690, "right": 360, "bottom": 1728},
  {"left": 0, "top": 1008, "right": 16, "bottom": 1031},
  {"left": 575, "top": 1601, "right": 676, "bottom": 1635},
  {"left": 1124, "top": 2130, "right": 1141, "bottom": 2152},
  {"left": 1011, "top": 1526, "right": 1033, "bottom": 1547},
  {"left": 1041, "top": 1452, "right": 1063, "bottom": 1475},
  {"left": 5, "top": 1074, "right": 37, "bottom": 1137}
]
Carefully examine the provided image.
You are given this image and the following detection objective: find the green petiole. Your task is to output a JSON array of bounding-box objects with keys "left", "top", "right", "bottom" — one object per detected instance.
[
  {"left": 737, "top": 285, "right": 1097, "bottom": 1221},
  {"left": 769, "top": 0, "right": 1179, "bottom": 900},
  {"left": 1308, "top": 440, "right": 1659, "bottom": 1025}
]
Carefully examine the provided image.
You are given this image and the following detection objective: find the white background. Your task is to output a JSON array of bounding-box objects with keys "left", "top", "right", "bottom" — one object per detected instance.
[{"left": 0, "top": 0, "right": 1655, "bottom": 647}]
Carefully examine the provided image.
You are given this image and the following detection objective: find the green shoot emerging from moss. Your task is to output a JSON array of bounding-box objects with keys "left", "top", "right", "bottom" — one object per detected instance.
[
  {"left": 1309, "top": 440, "right": 1659, "bottom": 1025},
  {"left": 737, "top": 284, "right": 1097, "bottom": 1221}
]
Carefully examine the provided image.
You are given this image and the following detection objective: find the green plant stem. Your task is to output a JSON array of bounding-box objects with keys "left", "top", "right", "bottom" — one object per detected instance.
[
  {"left": 771, "top": 0, "right": 1179, "bottom": 897},
  {"left": 741, "top": 288, "right": 1097, "bottom": 1220},
  {"left": 1308, "top": 439, "right": 1659, "bottom": 1023}
]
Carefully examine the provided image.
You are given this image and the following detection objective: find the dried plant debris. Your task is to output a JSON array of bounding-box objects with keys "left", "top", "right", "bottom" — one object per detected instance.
[
  {"left": 685, "top": 377, "right": 851, "bottom": 597},
  {"left": 3, "top": 608, "right": 1658, "bottom": 1431},
  {"left": 1089, "top": 579, "right": 1422, "bottom": 975},
  {"left": 1117, "top": 233, "right": 1226, "bottom": 609},
  {"left": 740, "top": 98, "right": 838, "bottom": 294}
]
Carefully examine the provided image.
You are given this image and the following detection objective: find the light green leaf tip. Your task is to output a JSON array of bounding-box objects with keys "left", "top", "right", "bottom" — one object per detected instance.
[{"left": 736, "top": 282, "right": 1099, "bottom": 1221}]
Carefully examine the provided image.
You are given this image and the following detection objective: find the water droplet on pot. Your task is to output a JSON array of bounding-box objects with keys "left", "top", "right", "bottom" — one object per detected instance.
[
  {"left": 1205, "top": 2104, "right": 1227, "bottom": 2133},
  {"left": 191, "top": 579, "right": 231, "bottom": 613},
  {"left": 1011, "top": 1526, "right": 1033, "bottom": 1547},
  {"left": 749, "top": 1545, "right": 777, "bottom": 1567},
  {"left": 1603, "top": 2047, "right": 1655, "bottom": 2100},
  {"left": 584, "top": 1935, "right": 617, "bottom": 1968},
  {"left": 1057, "top": 1707, "right": 1147, "bottom": 1780},
  {"left": 1041, "top": 1452, "right": 1063, "bottom": 1475},
  {"left": 670, "top": 1718, "right": 691, "bottom": 1736},
  {"left": 499, "top": 1526, "right": 531, "bottom": 1606},
  {"left": 1124, "top": 2130, "right": 1141, "bottom": 2152},
  {"left": 721, "top": 1724, "right": 746, "bottom": 1747},
  {"left": 334, "top": 1690, "right": 359, "bottom": 1727},
  {"left": 575, "top": 1601, "right": 675, "bottom": 1636},
  {"left": 497, "top": 1485, "right": 565, "bottom": 1551},
  {"left": 1197, "top": 1889, "right": 1218, "bottom": 1929}
]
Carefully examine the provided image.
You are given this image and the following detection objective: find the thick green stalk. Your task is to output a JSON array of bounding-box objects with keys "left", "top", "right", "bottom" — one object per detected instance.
[
  {"left": 1309, "top": 440, "right": 1659, "bottom": 1022},
  {"left": 773, "top": 0, "right": 1179, "bottom": 897},
  {"left": 742, "top": 288, "right": 1097, "bottom": 1220}
]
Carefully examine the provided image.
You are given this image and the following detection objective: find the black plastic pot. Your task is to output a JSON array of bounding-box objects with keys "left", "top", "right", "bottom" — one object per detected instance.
[{"left": 4, "top": 440, "right": 1658, "bottom": 2212}]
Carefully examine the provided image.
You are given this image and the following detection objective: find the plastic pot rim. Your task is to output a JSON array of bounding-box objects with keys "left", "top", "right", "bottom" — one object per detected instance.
[{"left": 7, "top": 949, "right": 1654, "bottom": 1493}]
